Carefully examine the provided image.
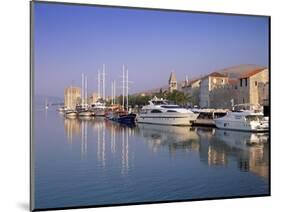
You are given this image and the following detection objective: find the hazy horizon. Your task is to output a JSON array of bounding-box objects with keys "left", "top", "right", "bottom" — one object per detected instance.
[{"left": 34, "top": 2, "right": 269, "bottom": 98}]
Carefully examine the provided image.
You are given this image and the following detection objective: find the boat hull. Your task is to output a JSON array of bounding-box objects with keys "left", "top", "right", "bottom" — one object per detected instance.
[
  {"left": 78, "top": 111, "right": 92, "bottom": 117},
  {"left": 214, "top": 119, "right": 268, "bottom": 132},
  {"left": 137, "top": 113, "right": 198, "bottom": 126},
  {"left": 65, "top": 111, "right": 77, "bottom": 117}
]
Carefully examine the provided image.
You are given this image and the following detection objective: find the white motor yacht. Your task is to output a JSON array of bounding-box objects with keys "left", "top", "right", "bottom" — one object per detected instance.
[
  {"left": 90, "top": 102, "right": 107, "bottom": 116},
  {"left": 76, "top": 104, "right": 92, "bottom": 117},
  {"left": 214, "top": 110, "right": 268, "bottom": 132},
  {"left": 137, "top": 96, "right": 198, "bottom": 126}
]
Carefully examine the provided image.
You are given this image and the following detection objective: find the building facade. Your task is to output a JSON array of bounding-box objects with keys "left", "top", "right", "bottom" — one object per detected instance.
[
  {"left": 236, "top": 68, "right": 269, "bottom": 105},
  {"left": 182, "top": 79, "right": 201, "bottom": 106},
  {"left": 199, "top": 72, "right": 228, "bottom": 108},
  {"left": 64, "top": 87, "right": 81, "bottom": 109},
  {"left": 209, "top": 79, "right": 238, "bottom": 109},
  {"left": 89, "top": 92, "right": 99, "bottom": 104}
]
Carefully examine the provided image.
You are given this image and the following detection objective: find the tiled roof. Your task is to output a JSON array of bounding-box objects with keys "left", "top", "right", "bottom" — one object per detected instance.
[
  {"left": 209, "top": 72, "right": 227, "bottom": 77},
  {"left": 202, "top": 72, "right": 227, "bottom": 80},
  {"left": 239, "top": 68, "right": 266, "bottom": 79},
  {"left": 228, "top": 79, "right": 238, "bottom": 85}
]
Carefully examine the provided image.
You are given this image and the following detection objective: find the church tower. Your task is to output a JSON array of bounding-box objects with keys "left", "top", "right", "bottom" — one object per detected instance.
[{"left": 168, "top": 71, "right": 177, "bottom": 92}]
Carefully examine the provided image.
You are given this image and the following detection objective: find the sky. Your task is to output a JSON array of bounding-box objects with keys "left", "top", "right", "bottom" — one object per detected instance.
[{"left": 33, "top": 2, "right": 269, "bottom": 98}]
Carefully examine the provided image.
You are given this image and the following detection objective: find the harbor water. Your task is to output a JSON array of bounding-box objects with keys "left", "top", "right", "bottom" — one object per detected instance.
[{"left": 34, "top": 108, "right": 269, "bottom": 209}]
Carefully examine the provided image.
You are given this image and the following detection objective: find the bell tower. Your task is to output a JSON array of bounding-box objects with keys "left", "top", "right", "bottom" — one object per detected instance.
[{"left": 168, "top": 71, "right": 177, "bottom": 92}]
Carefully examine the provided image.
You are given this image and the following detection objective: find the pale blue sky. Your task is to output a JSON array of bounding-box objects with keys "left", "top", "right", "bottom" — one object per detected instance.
[{"left": 34, "top": 2, "right": 269, "bottom": 97}]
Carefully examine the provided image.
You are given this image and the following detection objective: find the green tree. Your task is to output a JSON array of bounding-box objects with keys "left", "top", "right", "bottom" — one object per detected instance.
[{"left": 166, "top": 90, "right": 190, "bottom": 106}]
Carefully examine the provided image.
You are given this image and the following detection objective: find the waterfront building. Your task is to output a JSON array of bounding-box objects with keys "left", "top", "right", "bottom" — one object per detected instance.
[
  {"left": 236, "top": 68, "right": 269, "bottom": 105},
  {"left": 168, "top": 72, "right": 177, "bottom": 92},
  {"left": 209, "top": 79, "right": 238, "bottom": 109},
  {"left": 89, "top": 92, "right": 99, "bottom": 104},
  {"left": 182, "top": 79, "right": 201, "bottom": 106},
  {"left": 199, "top": 72, "right": 228, "bottom": 108},
  {"left": 64, "top": 87, "right": 81, "bottom": 109}
]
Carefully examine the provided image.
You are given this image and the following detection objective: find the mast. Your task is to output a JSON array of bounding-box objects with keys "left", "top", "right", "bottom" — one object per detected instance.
[
  {"left": 113, "top": 80, "right": 116, "bottom": 105},
  {"left": 97, "top": 69, "right": 100, "bottom": 100},
  {"left": 122, "top": 64, "right": 125, "bottom": 110},
  {"left": 126, "top": 67, "right": 129, "bottom": 111},
  {"left": 85, "top": 75, "right": 87, "bottom": 106},
  {"left": 102, "top": 64, "right": 105, "bottom": 101},
  {"left": 111, "top": 81, "right": 113, "bottom": 105},
  {"left": 81, "top": 73, "right": 84, "bottom": 106}
]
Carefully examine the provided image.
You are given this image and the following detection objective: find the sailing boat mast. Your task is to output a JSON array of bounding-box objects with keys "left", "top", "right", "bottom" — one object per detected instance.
[
  {"left": 122, "top": 64, "right": 125, "bottom": 110},
  {"left": 85, "top": 75, "right": 87, "bottom": 106},
  {"left": 126, "top": 67, "right": 129, "bottom": 111},
  {"left": 102, "top": 64, "right": 105, "bottom": 101},
  {"left": 97, "top": 69, "right": 100, "bottom": 100},
  {"left": 81, "top": 73, "right": 84, "bottom": 106},
  {"left": 111, "top": 81, "right": 114, "bottom": 105},
  {"left": 111, "top": 80, "right": 116, "bottom": 105}
]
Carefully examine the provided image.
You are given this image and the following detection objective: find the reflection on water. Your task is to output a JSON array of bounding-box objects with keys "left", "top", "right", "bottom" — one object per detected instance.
[
  {"left": 35, "top": 110, "right": 269, "bottom": 209},
  {"left": 138, "top": 124, "right": 200, "bottom": 154}
]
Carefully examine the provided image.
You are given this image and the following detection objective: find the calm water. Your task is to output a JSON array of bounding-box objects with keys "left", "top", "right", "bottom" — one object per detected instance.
[{"left": 34, "top": 109, "right": 269, "bottom": 209}]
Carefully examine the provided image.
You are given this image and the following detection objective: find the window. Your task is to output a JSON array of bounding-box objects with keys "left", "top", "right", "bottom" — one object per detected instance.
[
  {"left": 255, "top": 81, "right": 258, "bottom": 86},
  {"left": 151, "top": 109, "right": 162, "bottom": 113},
  {"left": 240, "top": 79, "right": 243, "bottom": 87},
  {"left": 161, "top": 105, "right": 181, "bottom": 109},
  {"left": 245, "top": 78, "right": 248, "bottom": 86},
  {"left": 167, "top": 110, "right": 177, "bottom": 112},
  {"left": 246, "top": 115, "right": 263, "bottom": 122}
]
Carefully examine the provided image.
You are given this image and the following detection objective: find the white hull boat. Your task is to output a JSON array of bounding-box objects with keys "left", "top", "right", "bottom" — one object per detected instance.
[
  {"left": 214, "top": 110, "right": 268, "bottom": 132},
  {"left": 65, "top": 110, "right": 77, "bottom": 118},
  {"left": 78, "top": 111, "right": 92, "bottom": 117},
  {"left": 137, "top": 96, "right": 198, "bottom": 126},
  {"left": 137, "top": 112, "right": 198, "bottom": 125},
  {"left": 90, "top": 102, "right": 106, "bottom": 116}
]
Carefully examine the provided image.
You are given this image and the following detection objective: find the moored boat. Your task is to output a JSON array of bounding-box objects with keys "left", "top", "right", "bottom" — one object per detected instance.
[
  {"left": 214, "top": 110, "right": 268, "bottom": 132},
  {"left": 191, "top": 108, "right": 228, "bottom": 126},
  {"left": 111, "top": 111, "right": 136, "bottom": 125},
  {"left": 76, "top": 105, "right": 92, "bottom": 117},
  {"left": 90, "top": 101, "right": 107, "bottom": 116},
  {"left": 137, "top": 96, "right": 198, "bottom": 126},
  {"left": 64, "top": 109, "right": 77, "bottom": 118}
]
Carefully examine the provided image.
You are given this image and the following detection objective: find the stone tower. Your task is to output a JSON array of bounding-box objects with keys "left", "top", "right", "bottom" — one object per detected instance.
[{"left": 168, "top": 71, "right": 177, "bottom": 92}]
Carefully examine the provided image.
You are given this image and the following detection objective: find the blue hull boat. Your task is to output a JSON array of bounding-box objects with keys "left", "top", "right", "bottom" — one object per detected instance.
[{"left": 111, "top": 112, "right": 136, "bottom": 125}]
